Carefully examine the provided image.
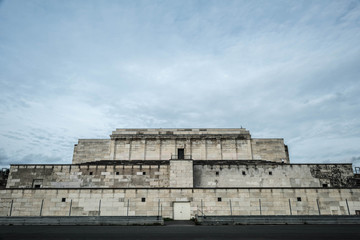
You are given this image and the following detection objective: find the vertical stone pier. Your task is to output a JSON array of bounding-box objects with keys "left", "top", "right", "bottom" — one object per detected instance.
[{"left": 169, "top": 160, "right": 193, "bottom": 187}]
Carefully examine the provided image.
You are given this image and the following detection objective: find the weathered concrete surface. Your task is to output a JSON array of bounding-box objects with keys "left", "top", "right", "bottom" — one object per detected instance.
[
  {"left": 0, "top": 216, "right": 163, "bottom": 226},
  {"left": 310, "top": 165, "right": 356, "bottom": 187},
  {"left": 196, "top": 215, "right": 360, "bottom": 225}
]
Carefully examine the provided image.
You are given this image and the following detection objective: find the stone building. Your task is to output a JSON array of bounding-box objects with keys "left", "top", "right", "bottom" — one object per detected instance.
[{"left": 0, "top": 128, "right": 359, "bottom": 219}]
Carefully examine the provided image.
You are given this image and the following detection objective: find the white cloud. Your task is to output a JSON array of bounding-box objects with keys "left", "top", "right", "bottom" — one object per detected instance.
[{"left": 0, "top": 0, "right": 359, "bottom": 168}]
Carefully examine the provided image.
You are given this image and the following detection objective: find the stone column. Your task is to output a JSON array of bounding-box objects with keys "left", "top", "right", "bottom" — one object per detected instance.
[
  {"left": 219, "top": 138, "right": 223, "bottom": 160},
  {"left": 143, "top": 139, "right": 147, "bottom": 160},
  {"left": 159, "top": 138, "right": 162, "bottom": 160},
  {"left": 185, "top": 138, "right": 191, "bottom": 158},
  {"left": 235, "top": 138, "right": 238, "bottom": 160},
  {"left": 205, "top": 138, "right": 208, "bottom": 160},
  {"left": 128, "top": 139, "right": 132, "bottom": 160},
  {"left": 109, "top": 139, "right": 116, "bottom": 160}
]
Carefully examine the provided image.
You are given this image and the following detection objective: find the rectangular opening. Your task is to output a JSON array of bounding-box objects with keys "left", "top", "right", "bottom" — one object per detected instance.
[
  {"left": 89, "top": 172, "right": 93, "bottom": 175},
  {"left": 355, "top": 210, "right": 360, "bottom": 215},
  {"left": 141, "top": 197, "right": 146, "bottom": 202},
  {"left": 178, "top": 148, "right": 184, "bottom": 159},
  {"left": 269, "top": 171, "right": 272, "bottom": 175},
  {"left": 216, "top": 171, "right": 219, "bottom": 176},
  {"left": 32, "top": 179, "right": 43, "bottom": 188},
  {"left": 173, "top": 202, "right": 191, "bottom": 220},
  {"left": 116, "top": 172, "right": 119, "bottom": 175},
  {"left": 143, "top": 172, "right": 146, "bottom": 175},
  {"left": 62, "top": 198, "right": 66, "bottom": 202},
  {"left": 242, "top": 171, "right": 246, "bottom": 176},
  {"left": 217, "top": 197, "right": 222, "bottom": 202},
  {"left": 322, "top": 184, "right": 328, "bottom": 188},
  {"left": 297, "top": 197, "right": 302, "bottom": 202}
]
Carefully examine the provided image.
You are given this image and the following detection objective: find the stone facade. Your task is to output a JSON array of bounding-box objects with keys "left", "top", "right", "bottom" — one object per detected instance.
[
  {"left": 73, "top": 128, "right": 289, "bottom": 164},
  {"left": 1, "top": 188, "right": 360, "bottom": 217},
  {"left": 193, "top": 163, "right": 355, "bottom": 188},
  {"left": 6, "top": 163, "right": 354, "bottom": 189},
  {"left": 1, "top": 128, "right": 359, "bottom": 219},
  {"left": 6, "top": 163, "right": 169, "bottom": 188},
  {"left": 169, "top": 160, "right": 193, "bottom": 188}
]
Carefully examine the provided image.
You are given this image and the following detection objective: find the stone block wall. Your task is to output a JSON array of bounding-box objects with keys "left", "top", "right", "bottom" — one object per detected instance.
[
  {"left": 0, "top": 188, "right": 359, "bottom": 217},
  {"left": 251, "top": 139, "right": 289, "bottom": 163},
  {"left": 73, "top": 140, "right": 111, "bottom": 164},
  {"left": 6, "top": 164, "right": 169, "bottom": 188},
  {"left": 169, "top": 160, "right": 193, "bottom": 187},
  {"left": 72, "top": 129, "right": 288, "bottom": 164},
  {"left": 73, "top": 138, "right": 286, "bottom": 163},
  {"left": 6, "top": 163, "right": 355, "bottom": 189},
  {"left": 194, "top": 164, "right": 355, "bottom": 188}
]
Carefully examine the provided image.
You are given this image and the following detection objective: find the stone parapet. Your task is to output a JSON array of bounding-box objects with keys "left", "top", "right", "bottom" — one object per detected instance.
[{"left": 111, "top": 128, "right": 251, "bottom": 137}]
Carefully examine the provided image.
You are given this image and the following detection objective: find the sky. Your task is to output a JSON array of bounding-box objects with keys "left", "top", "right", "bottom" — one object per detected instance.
[{"left": 0, "top": 0, "right": 359, "bottom": 169}]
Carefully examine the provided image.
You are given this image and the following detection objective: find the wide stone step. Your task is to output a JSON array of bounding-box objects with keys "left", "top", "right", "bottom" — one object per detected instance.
[
  {"left": 196, "top": 215, "right": 360, "bottom": 225},
  {"left": 0, "top": 216, "right": 164, "bottom": 226}
]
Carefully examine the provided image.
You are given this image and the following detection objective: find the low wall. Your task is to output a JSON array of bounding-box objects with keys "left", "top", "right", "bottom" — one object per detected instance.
[
  {"left": 0, "top": 216, "right": 163, "bottom": 226},
  {"left": 1, "top": 188, "right": 360, "bottom": 217},
  {"left": 196, "top": 215, "right": 360, "bottom": 225}
]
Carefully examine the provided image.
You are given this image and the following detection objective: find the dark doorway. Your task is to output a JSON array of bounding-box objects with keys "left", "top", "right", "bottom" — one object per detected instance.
[{"left": 178, "top": 149, "right": 184, "bottom": 159}]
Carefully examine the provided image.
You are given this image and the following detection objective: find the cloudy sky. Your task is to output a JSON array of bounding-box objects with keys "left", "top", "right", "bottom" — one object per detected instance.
[{"left": 0, "top": 0, "right": 359, "bottom": 168}]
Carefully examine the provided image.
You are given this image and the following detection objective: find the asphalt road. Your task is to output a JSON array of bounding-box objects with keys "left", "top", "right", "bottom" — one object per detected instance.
[{"left": 0, "top": 224, "right": 359, "bottom": 240}]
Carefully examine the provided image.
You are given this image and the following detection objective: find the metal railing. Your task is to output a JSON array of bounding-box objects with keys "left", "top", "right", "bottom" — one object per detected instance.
[{"left": 170, "top": 154, "right": 192, "bottom": 160}]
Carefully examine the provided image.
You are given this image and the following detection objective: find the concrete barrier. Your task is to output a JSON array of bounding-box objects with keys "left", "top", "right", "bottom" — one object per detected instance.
[
  {"left": 0, "top": 216, "right": 163, "bottom": 226},
  {"left": 196, "top": 215, "right": 360, "bottom": 225}
]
